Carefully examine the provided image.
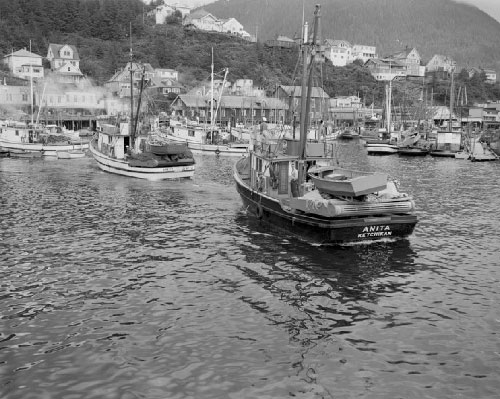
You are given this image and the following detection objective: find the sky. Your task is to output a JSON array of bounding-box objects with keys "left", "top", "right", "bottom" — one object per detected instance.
[
  {"left": 148, "top": 0, "right": 500, "bottom": 24},
  {"left": 458, "top": 0, "right": 500, "bottom": 22}
]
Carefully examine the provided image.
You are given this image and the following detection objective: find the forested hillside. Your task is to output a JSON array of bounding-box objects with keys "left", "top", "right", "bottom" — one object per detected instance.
[{"left": 0, "top": 0, "right": 499, "bottom": 111}]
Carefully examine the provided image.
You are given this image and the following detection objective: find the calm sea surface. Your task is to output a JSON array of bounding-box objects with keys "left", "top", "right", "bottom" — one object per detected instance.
[{"left": 1, "top": 141, "right": 500, "bottom": 399}]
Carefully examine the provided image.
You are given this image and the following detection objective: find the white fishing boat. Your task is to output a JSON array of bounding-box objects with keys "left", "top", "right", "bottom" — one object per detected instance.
[
  {"left": 167, "top": 50, "right": 249, "bottom": 157},
  {"left": 0, "top": 121, "right": 89, "bottom": 157},
  {"left": 89, "top": 44, "right": 195, "bottom": 180},
  {"left": 166, "top": 121, "right": 249, "bottom": 156}
]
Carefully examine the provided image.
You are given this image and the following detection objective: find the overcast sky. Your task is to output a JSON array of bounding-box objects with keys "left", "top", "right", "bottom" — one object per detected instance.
[
  {"left": 458, "top": 0, "right": 500, "bottom": 22},
  {"left": 157, "top": 0, "right": 500, "bottom": 24}
]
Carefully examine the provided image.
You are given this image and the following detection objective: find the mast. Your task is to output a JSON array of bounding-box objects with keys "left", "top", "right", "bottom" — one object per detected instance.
[
  {"left": 210, "top": 47, "right": 214, "bottom": 130},
  {"left": 448, "top": 67, "right": 455, "bottom": 131},
  {"left": 129, "top": 22, "right": 135, "bottom": 148},
  {"left": 299, "top": 4, "right": 321, "bottom": 160},
  {"left": 29, "top": 40, "right": 33, "bottom": 125}
]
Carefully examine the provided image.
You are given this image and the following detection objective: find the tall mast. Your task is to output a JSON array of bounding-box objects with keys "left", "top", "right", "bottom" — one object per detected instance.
[
  {"left": 129, "top": 22, "right": 135, "bottom": 148},
  {"left": 29, "top": 40, "right": 34, "bottom": 125},
  {"left": 299, "top": 4, "right": 321, "bottom": 160},
  {"left": 448, "top": 67, "right": 455, "bottom": 131},
  {"left": 210, "top": 47, "right": 214, "bottom": 129}
]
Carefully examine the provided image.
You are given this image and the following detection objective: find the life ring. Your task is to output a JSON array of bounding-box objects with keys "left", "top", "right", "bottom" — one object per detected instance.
[{"left": 255, "top": 203, "right": 264, "bottom": 219}]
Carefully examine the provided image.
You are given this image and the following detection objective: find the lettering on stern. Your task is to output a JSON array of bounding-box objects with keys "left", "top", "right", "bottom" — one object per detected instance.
[{"left": 357, "top": 225, "right": 392, "bottom": 238}]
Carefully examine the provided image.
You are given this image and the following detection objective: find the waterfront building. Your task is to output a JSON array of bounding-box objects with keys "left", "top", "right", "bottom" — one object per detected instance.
[{"left": 170, "top": 93, "right": 288, "bottom": 126}]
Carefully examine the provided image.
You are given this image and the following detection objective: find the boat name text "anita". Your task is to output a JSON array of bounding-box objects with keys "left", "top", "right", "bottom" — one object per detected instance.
[{"left": 358, "top": 225, "right": 392, "bottom": 238}]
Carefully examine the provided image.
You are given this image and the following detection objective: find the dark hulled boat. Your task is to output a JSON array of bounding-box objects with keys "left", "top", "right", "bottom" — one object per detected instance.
[{"left": 233, "top": 5, "right": 417, "bottom": 244}]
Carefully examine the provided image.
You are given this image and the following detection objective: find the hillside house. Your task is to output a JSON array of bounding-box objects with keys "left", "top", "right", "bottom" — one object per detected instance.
[
  {"left": 468, "top": 67, "right": 497, "bottom": 84},
  {"left": 386, "top": 47, "right": 424, "bottom": 77},
  {"left": 323, "top": 40, "right": 352, "bottom": 67},
  {"left": 425, "top": 54, "right": 456, "bottom": 74},
  {"left": 148, "top": 76, "right": 183, "bottom": 96},
  {"left": 351, "top": 45, "right": 377, "bottom": 63},
  {"left": 329, "top": 96, "right": 362, "bottom": 109},
  {"left": 154, "top": 68, "right": 179, "bottom": 81},
  {"left": 152, "top": 3, "right": 191, "bottom": 24},
  {"left": 105, "top": 62, "right": 156, "bottom": 98},
  {"left": 3, "top": 49, "right": 44, "bottom": 81},
  {"left": 365, "top": 58, "right": 407, "bottom": 81},
  {"left": 46, "top": 43, "right": 84, "bottom": 83},
  {"left": 265, "top": 35, "right": 298, "bottom": 48}
]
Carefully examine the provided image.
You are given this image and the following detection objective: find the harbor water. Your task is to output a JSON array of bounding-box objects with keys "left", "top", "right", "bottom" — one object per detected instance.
[{"left": 1, "top": 141, "right": 500, "bottom": 398}]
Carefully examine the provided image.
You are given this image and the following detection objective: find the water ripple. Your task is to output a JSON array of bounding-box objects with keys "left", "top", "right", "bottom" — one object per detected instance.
[{"left": 1, "top": 152, "right": 500, "bottom": 398}]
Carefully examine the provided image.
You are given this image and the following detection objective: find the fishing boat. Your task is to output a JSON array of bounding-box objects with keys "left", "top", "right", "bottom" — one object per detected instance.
[
  {"left": 89, "top": 45, "right": 195, "bottom": 180},
  {"left": 397, "top": 132, "right": 430, "bottom": 156},
  {"left": 0, "top": 121, "right": 89, "bottom": 157},
  {"left": 365, "top": 80, "right": 399, "bottom": 155},
  {"left": 166, "top": 51, "right": 249, "bottom": 157},
  {"left": 429, "top": 70, "right": 463, "bottom": 158},
  {"left": 166, "top": 120, "right": 249, "bottom": 156},
  {"left": 233, "top": 5, "right": 417, "bottom": 244}
]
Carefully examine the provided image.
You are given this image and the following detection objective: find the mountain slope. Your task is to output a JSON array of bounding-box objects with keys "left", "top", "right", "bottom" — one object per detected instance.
[{"left": 204, "top": 0, "right": 500, "bottom": 72}]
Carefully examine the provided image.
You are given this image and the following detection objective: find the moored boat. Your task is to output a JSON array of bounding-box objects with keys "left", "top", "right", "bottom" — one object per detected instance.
[{"left": 0, "top": 121, "right": 89, "bottom": 157}]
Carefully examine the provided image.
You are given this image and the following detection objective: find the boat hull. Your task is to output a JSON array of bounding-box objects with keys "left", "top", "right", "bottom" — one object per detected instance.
[
  {"left": 398, "top": 148, "right": 429, "bottom": 156},
  {"left": 429, "top": 150, "right": 457, "bottom": 158},
  {"left": 0, "top": 138, "right": 89, "bottom": 157},
  {"left": 234, "top": 170, "right": 417, "bottom": 244},
  {"left": 366, "top": 144, "right": 399, "bottom": 155},
  {"left": 166, "top": 134, "right": 248, "bottom": 156},
  {"left": 89, "top": 141, "right": 195, "bottom": 180}
]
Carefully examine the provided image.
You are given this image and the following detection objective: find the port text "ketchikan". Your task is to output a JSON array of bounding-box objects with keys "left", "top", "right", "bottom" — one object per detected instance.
[{"left": 358, "top": 225, "right": 392, "bottom": 238}]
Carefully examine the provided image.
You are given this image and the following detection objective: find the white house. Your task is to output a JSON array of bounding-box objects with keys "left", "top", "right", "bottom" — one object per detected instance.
[
  {"left": 351, "top": 44, "right": 377, "bottom": 63},
  {"left": 153, "top": 3, "right": 191, "bottom": 24},
  {"left": 425, "top": 54, "right": 456, "bottom": 73},
  {"left": 154, "top": 68, "right": 179, "bottom": 81},
  {"left": 324, "top": 39, "right": 352, "bottom": 66},
  {"left": 3, "top": 49, "right": 44, "bottom": 80},
  {"left": 46, "top": 43, "right": 84, "bottom": 83},
  {"left": 183, "top": 9, "right": 249, "bottom": 37},
  {"left": 221, "top": 18, "right": 246, "bottom": 36}
]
